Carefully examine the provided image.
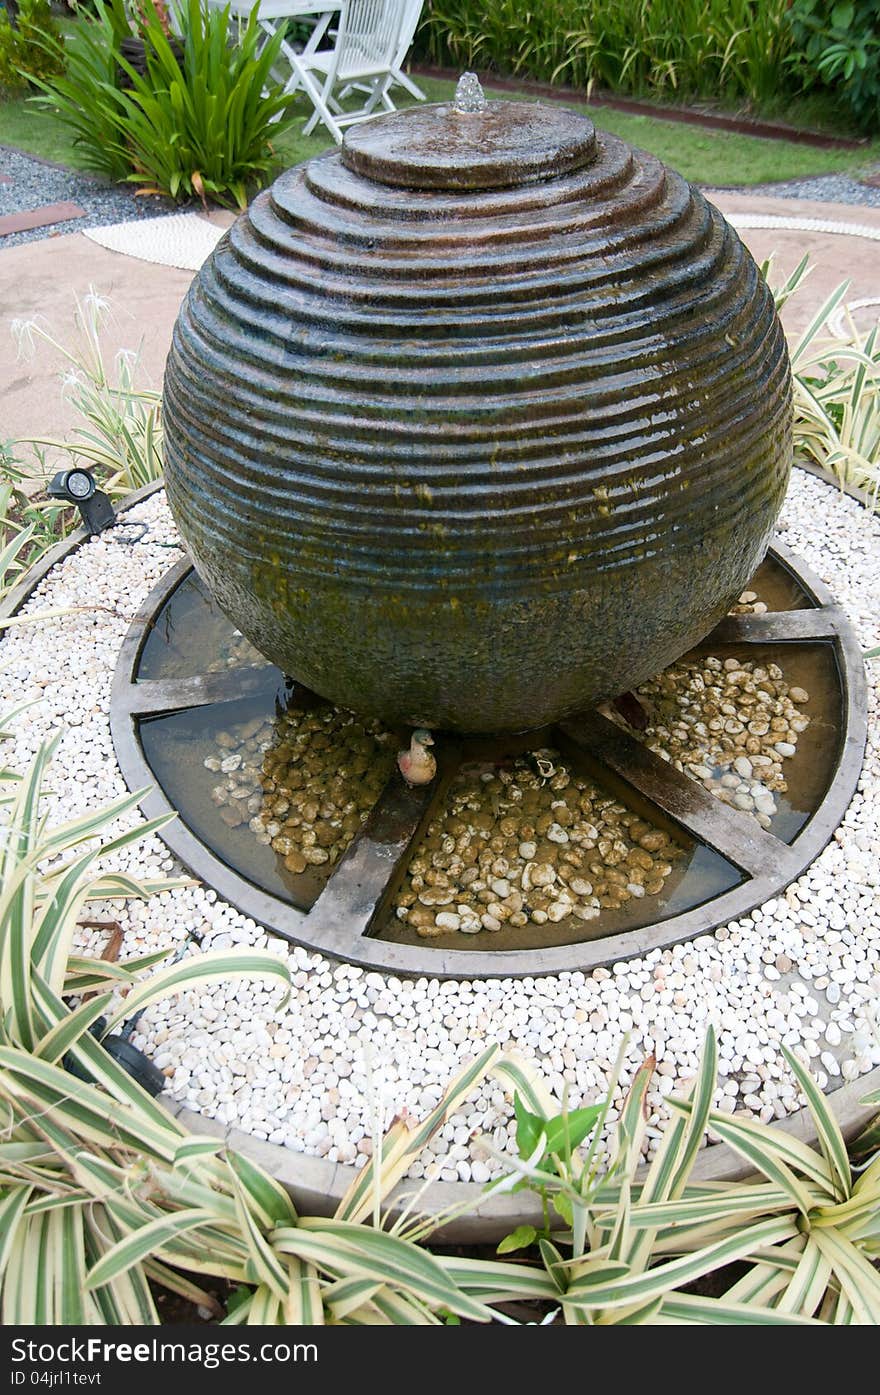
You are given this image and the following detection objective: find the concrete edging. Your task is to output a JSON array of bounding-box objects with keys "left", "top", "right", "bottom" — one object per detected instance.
[{"left": 166, "top": 1066, "right": 879, "bottom": 1243}]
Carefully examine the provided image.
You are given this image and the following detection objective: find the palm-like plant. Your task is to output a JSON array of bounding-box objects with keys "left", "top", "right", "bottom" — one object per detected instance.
[
  {"left": 768, "top": 254, "right": 880, "bottom": 508},
  {"left": 487, "top": 1030, "right": 880, "bottom": 1324},
  {"left": 30, "top": 0, "right": 299, "bottom": 208},
  {"left": 0, "top": 718, "right": 876, "bottom": 1323}
]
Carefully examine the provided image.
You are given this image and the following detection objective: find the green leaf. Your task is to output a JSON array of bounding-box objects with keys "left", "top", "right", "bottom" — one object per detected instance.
[
  {"left": 831, "top": 2, "right": 854, "bottom": 30},
  {"left": 0, "top": 1186, "right": 32, "bottom": 1281},
  {"left": 442, "top": 1256, "right": 558, "bottom": 1303},
  {"left": 88, "top": 1205, "right": 160, "bottom": 1323},
  {"left": 565, "top": 1217, "right": 799, "bottom": 1310},
  {"left": 811, "top": 1229, "right": 880, "bottom": 1324},
  {"left": 173, "top": 1138, "right": 224, "bottom": 1166},
  {"left": 33, "top": 990, "right": 114, "bottom": 1065},
  {"left": 224, "top": 1283, "right": 253, "bottom": 1317},
  {"left": 790, "top": 280, "right": 851, "bottom": 368},
  {"left": 781, "top": 1045, "right": 851, "bottom": 1200},
  {"left": 514, "top": 1093, "right": 546, "bottom": 1158},
  {"left": 100, "top": 947, "right": 290, "bottom": 1033},
  {"left": 227, "top": 1167, "right": 289, "bottom": 1303},
  {"left": 226, "top": 1149, "right": 298, "bottom": 1229},
  {"left": 281, "top": 1257, "right": 324, "bottom": 1326},
  {"left": 544, "top": 1104, "right": 604, "bottom": 1158},
  {"left": 84, "top": 1209, "right": 218, "bottom": 1291},
  {"left": 553, "top": 1191, "right": 574, "bottom": 1227},
  {"left": 276, "top": 1219, "right": 495, "bottom": 1324},
  {"left": 659, "top": 1292, "right": 823, "bottom": 1325},
  {"left": 538, "top": 1237, "right": 568, "bottom": 1292},
  {"left": 668, "top": 1096, "right": 835, "bottom": 1197},
  {"left": 491, "top": 1053, "right": 556, "bottom": 1120},
  {"left": 497, "top": 1224, "right": 537, "bottom": 1255},
  {"left": 56, "top": 1206, "right": 87, "bottom": 1324},
  {"left": 0, "top": 1044, "right": 182, "bottom": 1162},
  {"left": 324, "top": 1276, "right": 383, "bottom": 1320},
  {"left": 776, "top": 1237, "right": 833, "bottom": 1317}
]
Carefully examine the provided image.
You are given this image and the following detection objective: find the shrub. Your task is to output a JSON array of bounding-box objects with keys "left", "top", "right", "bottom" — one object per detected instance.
[
  {"left": 0, "top": 710, "right": 293, "bottom": 1323},
  {"left": 0, "top": 457, "right": 76, "bottom": 615},
  {"left": 490, "top": 1031, "right": 880, "bottom": 1323},
  {"left": 1, "top": 289, "right": 164, "bottom": 627},
  {"left": 415, "top": 0, "right": 794, "bottom": 108},
  {"left": 788, "top": 0, "right": 880, "bottom": 132},
  {"left": 0, "top": 0, "right": 63, "bottom": 92},
  {"left": 30, "top": 0, "right": 298, "bottom": 207}
]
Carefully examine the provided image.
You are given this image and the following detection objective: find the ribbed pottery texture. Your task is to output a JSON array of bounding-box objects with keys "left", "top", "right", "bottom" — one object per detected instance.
[{"left": 163, "top": 98, "right": 792, "bottom": 733}]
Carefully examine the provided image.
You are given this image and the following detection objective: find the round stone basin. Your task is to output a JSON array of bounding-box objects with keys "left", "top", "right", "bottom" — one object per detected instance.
[{"left": 111, "top": 534, "right": 865, "bottom": 978}]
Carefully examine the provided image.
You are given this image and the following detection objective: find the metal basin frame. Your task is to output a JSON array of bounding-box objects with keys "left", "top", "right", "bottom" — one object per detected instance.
[{"left": 110, "top": 540, "right": 867, "bottom": 978}]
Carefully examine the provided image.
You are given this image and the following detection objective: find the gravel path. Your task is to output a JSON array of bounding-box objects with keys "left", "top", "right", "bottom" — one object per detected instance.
[
  {"left": 0, "top": 146, "right": 177, "bottom": 247},
  {"left": 1, "top": 468, "right": 878, "bottom": 1178},
  {"left": 706, "top": 173, "right": 880, "bottom": 208}
]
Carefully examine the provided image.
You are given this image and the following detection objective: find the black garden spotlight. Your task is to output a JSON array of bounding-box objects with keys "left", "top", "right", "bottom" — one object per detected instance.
[
  {"left": 48, "top": 467, "right": 116, "bottom": 536},
  {"left": 62, "top": 934, "right": 203, "bottom": 1097}
]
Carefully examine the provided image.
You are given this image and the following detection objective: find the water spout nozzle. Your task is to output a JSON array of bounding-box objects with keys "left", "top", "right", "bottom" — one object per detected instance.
[{"left": 453, "top": 72, "right": 488, "bottom": 114}]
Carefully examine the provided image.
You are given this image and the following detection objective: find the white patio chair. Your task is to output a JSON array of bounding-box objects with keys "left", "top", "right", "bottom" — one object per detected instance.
[
  {"left": 390, "top": 0, "right": 425, "bottom": 99},
  {"left": 339, "top": 0, "right": 425, "bottom": 103},
  {"left": 299, "top": 0, "right": 414, "bottom": 141}
]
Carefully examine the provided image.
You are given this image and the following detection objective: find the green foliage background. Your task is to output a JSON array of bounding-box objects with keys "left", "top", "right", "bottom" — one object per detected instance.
[{"left": 0, "top": 0, "right": 63, "bottom": 92}]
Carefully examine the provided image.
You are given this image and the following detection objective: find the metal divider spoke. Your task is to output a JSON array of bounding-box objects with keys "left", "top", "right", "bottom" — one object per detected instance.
[
  {"left": 305, "top": 745, "right": 465, "bottom": 952},
  {"left": 122, "top": 664, "right": 283, "bottom": 716},
  {"left": 557, "top": 710, "right": 803, "bottom": 881},
  {"left": 695, "top": 604, "right": 846, "bottom": 650}
]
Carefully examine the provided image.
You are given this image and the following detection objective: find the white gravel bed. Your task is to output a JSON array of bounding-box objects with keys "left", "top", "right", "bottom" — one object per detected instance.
[{"left": 3, "top": 468, "right": 879, "bottom": 1179}]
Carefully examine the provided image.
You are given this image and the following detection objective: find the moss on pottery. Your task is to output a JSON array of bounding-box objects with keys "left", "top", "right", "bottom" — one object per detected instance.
[{"left": 163, "top": 96, "right": 792, "bottom": 733}]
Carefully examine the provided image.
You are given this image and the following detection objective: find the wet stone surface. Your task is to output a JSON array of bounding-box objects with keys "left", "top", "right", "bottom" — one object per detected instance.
[
  {"left": 198, "top": 584, "right": 809, "bottom": 938},
  {"left": 205, "top": 629, "right": 263, "bottom": 672}
]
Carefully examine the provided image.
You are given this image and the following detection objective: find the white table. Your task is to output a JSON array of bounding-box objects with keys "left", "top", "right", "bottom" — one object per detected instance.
[{"left": 206, "top": 0, "right": 347, "bottom": 109}]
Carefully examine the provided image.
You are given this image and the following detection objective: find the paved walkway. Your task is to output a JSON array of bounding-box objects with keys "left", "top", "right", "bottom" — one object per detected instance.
[
  {"left": 0, "top": 213, "right": 233, "bottom": 453},
  {"left": 711, "top": 192, "right": 880, "bottom": 337},
  {"left": 1, "top": 191, "right": 878, "bottom": 456}
]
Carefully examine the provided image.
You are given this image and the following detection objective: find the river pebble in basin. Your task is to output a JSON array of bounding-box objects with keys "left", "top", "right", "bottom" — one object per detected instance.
[
  {"left": 199, "top": 584, "right": 809, "bottom": 939},
  {"left": 395, "top": 752, "right": 681, "bottom": 937},
  {"left": 633, "top": 646, "right": 810, "bottom": 827},
  {"left": 205, "top": 700, "right": 395, "bottom": 878}
]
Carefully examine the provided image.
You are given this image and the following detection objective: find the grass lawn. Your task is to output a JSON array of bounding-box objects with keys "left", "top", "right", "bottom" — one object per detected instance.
[
  {"left": 1, "top": 70, "right": 878, "bottom": 191},
  {"left": 0, "top": 96, "right": 82, "bottom": 168}
]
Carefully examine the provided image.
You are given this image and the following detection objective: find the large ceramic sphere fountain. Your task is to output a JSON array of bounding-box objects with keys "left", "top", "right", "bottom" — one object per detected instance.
[{"left": 163, "top": 77, "right": 792, "bottom": 734}]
